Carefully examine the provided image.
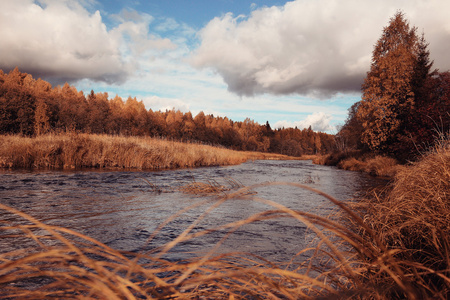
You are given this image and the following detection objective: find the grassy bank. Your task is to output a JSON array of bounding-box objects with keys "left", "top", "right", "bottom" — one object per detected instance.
[
  {"left": 347, "top": 138, "right": 450, "bottom": 298},
  {"left": 0, "top": 134, "right": 297, "bottom": 171},
  {"left": 312, "top": 151, "right": 400, "bottom": 177},
  {"left": 1, "top": 137, "right": 448, "bottom": 299}
]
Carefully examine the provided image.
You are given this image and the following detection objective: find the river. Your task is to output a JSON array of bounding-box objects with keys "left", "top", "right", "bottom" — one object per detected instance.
[{"left": 0, "top": 160, "right": 385, "bottom": 263}]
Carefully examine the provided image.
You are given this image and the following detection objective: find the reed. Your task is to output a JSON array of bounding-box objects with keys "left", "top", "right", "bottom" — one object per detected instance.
[{"left": 0, "top": 133, "right": 290, "bottom": 170}]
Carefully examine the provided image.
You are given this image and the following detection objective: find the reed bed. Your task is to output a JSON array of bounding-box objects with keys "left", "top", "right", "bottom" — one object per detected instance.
[
  {"left": 1, "top": 138, "right": 449, "bottom": 299},
  {"left": 0, "top": 134, "right": 284, "bottom": 170}
]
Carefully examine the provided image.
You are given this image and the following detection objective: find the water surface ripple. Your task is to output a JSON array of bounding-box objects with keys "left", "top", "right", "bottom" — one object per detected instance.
[{"left": 0, "top": 160, "right": 384, "bottom": 262}]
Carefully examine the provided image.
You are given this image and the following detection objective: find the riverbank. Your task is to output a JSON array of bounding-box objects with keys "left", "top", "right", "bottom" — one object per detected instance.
[
  {"left": 311, "top": 151, "right": 400, "bottom": 177},
  {"left": 0, "top": 133, "right": 300, "bottom": 170},
  {"left": 344, "top": 137, "right": 450, "bottom": 298}
]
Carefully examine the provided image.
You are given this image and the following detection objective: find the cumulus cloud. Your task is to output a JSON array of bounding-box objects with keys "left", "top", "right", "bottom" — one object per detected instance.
[
  {"left": 0, "top": 0, "right": 174, "bottom": 85},
  {"left": 274, "top": 112, "right": 334, "bottom": 132},
  {"left": 191, "top": 0, "right": 450, "bottom": 98}
]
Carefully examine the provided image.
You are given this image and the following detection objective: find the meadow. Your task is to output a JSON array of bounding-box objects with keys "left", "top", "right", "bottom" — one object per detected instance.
[{"left": 0, "top": 135, "right": 448, "bottom": 299}]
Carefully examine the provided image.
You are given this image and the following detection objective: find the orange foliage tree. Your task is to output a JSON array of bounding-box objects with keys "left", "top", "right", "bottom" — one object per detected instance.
[{"left": 357, "top": 12, "right": 419, "bottom": 155}]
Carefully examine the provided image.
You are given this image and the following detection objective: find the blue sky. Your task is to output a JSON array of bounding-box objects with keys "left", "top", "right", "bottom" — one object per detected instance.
[
  {"left": 99, "top": 0, "right": 288, "bottom": 29},
  {"left": 1, "top": 0, "right": 450, "bottom": 132}
]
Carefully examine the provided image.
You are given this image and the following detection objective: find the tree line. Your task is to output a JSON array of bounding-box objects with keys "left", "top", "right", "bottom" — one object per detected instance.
[
  {"left": 0, "top": 68, "right": 335, "bottom": 156},
  {"left": 337, "top": 12, "right": 450, "bottom": 162}
]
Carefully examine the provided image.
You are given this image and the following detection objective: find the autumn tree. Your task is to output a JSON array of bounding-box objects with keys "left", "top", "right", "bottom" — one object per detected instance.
[
  {"left": 336, "top": 102, "right": 365, "bottom": 152},
  {"left": 86, "top": 91, "right": 110, "bottom": 134},
  {"left": 123, "top": 97, "right": 149, "bottom": 135},
  {"left": 0, "top": 68, "right": 36, "bottom": 135},
  {"left": 34, "top": 99, "right": 50, "bottom": 135},
  {"left": 55, "top": 83, "right": 88, "bottom": 132},
  {"left": 357, "top": 12, "right": 421, "bottom": 157}
]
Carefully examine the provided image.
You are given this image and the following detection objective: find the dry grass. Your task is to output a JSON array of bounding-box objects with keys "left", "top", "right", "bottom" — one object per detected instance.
[
  {"left": 1, "top": 138, "right": 449, "bottom": 299},
  {"left": 338, "top": 155, "right": 399, "bottom": 177},
  {"left": 178, "top": 177, "right": 244, "bottom": 195},
  {"left": 245, "top": 151, "right": 304, "bottom": 161},
  {"left": 349, "top": 137, "right": 450, "bottom": 298},
  {"left": 313, "top": 151, "right": 400, "bottom": 177},
  {"left": 0, "top": 133, "right": 286, "bottom": 170}
]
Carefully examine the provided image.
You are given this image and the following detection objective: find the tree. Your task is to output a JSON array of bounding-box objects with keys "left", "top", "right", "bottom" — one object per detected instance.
[
  {"left": 0, "top": 68, "right": 36, "bottom": 135},
  {"left": 336, "top": 101, "right": 365, "bottom": 151},
  {"left": 34, "top": 98, "right": 50, "bottom": 135},
  {"left": 357, "top": 12, "right": 420, "bottom": 156},
  {"left": 56, "top": 83, "right": 88, "bottom": 132},
  {"left": 87, "top": 91, "right": 110, "bottom": 134}
]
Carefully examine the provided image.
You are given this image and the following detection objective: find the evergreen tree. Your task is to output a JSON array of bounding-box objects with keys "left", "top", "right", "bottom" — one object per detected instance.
[{"left": 357, "top": 12, "right": 420, "bottom": 156}]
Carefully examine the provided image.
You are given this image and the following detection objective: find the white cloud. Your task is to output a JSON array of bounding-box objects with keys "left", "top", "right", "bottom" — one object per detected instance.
[
  {"left": 0, "top": 0, "right": 174, "bottom": 85},
  {"left": 142, "top": 95, "right": 190, "bottom": 113},
  {"left": 110, "top": 9, "right": 176, "bottom": 57},
  {"left": 191, "top": 0, "right": 450, "bottom": 98},
  {"left": 274, "top": 112, "right": 334, "bottom": 132}
]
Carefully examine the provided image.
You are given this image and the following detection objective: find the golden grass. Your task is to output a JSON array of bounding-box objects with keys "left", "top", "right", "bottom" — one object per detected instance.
[
  {"left": 313, "top": 151, "right": 399, "bottom": 177},
  {"left": 348, "top": 138, "right": 450, "bottom": 298},
  {"left": 338, "top": 155, "right": 399, "bottom": 177},
  {"left": 0, "top": 134, "right": 296, "bottom": 171},
  {"left": 1, "top": 138, "right": 449, "bottom": 299}
]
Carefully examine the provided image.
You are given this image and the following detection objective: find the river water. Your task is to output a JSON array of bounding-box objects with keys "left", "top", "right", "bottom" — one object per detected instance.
[{"left": 0, "top": 160, "right": 384, "bottom": 263}]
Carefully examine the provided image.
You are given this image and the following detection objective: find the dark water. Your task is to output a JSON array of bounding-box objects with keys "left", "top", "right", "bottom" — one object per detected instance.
[{"left": 0, "top": 160, "right": 385, "bottom": 262}]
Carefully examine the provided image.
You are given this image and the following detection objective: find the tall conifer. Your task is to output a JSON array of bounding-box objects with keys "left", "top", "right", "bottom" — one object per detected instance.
[{"left": 357, "top": 12, "right": 419, "bottom": 155}]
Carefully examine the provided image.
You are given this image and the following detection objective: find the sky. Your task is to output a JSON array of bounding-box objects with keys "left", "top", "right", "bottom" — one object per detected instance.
[{"left": 1, "top": 0, "right": 450, "bottom": 133}]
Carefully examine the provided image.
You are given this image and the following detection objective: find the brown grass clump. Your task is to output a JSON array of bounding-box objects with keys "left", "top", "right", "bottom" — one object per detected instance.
[
  {"left": 179, "top": 181, "right": 229, "bottom": 195},
  {"left": 314, "top": 150, "right": 399, "bottom": 177},
  {"left": 338, "top": 155, "right": 399, "bottom": 177}
]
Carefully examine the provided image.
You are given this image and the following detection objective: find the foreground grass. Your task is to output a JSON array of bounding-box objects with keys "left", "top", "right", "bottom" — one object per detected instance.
[
  {"left": 348, "top": 138, "right": 450, "bottom": 298},
  {"left": 0, "top": 137, "right": 448, "bottom": 299},
  {"left": 0, "top": 134, "right": 298, "bottom": 170}
]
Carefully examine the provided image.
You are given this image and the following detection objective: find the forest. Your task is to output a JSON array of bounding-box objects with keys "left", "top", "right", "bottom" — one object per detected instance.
[{"left": 0, "top": 68, "right": 335, "bottom": 157}]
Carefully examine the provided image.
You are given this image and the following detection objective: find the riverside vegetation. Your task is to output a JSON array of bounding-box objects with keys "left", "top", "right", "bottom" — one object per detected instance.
[
  {"left": 0, "top": 138, "right": 449, "bottom": 299},
  {"left": 0, "top": 133, "right": 299, "bottom": 170}
]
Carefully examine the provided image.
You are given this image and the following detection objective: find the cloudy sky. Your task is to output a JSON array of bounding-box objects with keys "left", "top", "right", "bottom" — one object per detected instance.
[{"left": 1, "top": 0, "right": 449, "bottom": 132}]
